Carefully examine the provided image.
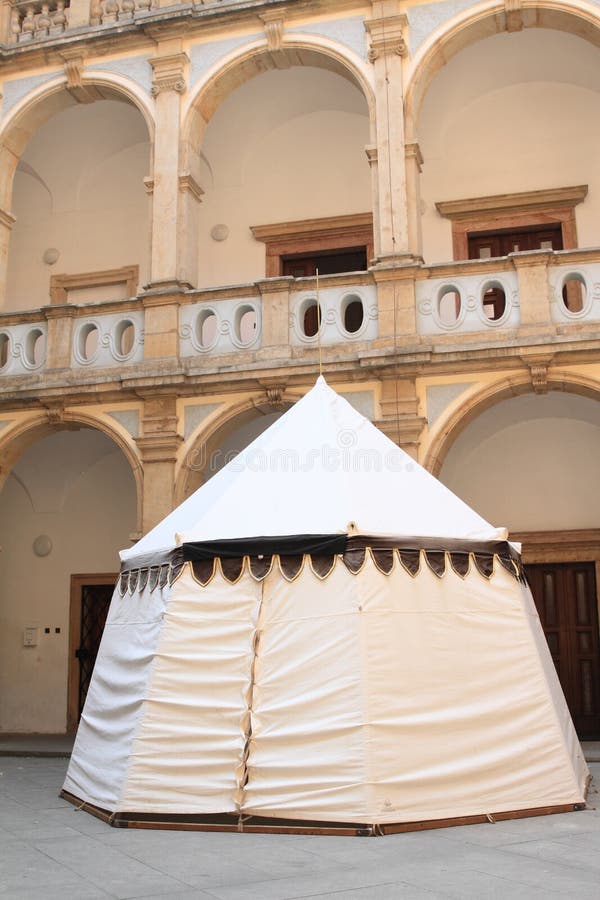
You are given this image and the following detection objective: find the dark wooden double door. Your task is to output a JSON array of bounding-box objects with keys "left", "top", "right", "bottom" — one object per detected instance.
[{"left": 527, "top": 562, "right": 600, "bottom": 738}]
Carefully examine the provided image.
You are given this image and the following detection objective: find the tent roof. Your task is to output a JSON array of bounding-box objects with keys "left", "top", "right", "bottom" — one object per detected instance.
[{"left": 121, "top": 377, "right": 504, "bottom": 562}]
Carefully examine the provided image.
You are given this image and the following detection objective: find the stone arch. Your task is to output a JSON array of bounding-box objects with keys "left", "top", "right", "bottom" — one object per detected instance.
[
  {"left": 0, "top": 72, "right": 155, "bottom": 216},
  {"left": 424, "top": 372, "right": 600, "bottom": 477},
  {"left": 0, "top": 410, "right": 143, "bottom": 534},
  {"left": 404, "top": 0, "right": 600, "bottom": 140},
  {"left": 183, "top": 36, "right": 375, "bottom": 160},
  {"left": 176, "top": 392, "right": 302, "bottom": 504}
]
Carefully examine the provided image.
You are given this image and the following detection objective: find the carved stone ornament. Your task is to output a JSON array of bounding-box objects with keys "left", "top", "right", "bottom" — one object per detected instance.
[
  {"left": 150, "top": 53, "right": 188, "bottom": 97},
  {"left": 265, "top": 386, "right": 284, "bottom": 406},
  {"left": 62, "top": 52, "right": 84, "bottom": 91},
  {"left": 259, "top": 11, "right": 285, "bottom": 52},
  {"left": 525, "top": 355, "right": 553, "bottom": 394},
  {"left": 45, "top": 403, "right": 64, "bottom": 425},
  {"left": 505, "top": 0, "right": 524, "bottom": 33},
  {"left": 61, "top": 51, "right": 102, "bottom": 104},
  {"left": 365, "top": 15, "right": 408, "bottom": 62}
]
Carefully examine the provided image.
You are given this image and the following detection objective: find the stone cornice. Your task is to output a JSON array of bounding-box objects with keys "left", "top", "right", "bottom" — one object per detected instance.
[{"left": 436, "top": 185, "right": 588, "bottom": 221}]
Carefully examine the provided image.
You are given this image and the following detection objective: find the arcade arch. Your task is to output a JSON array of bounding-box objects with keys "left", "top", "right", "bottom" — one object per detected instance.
[
  {"left": 407, "top": 7, "right": 600, "bottom": 263},
  {"left": 183, "top": 46, "right": 374, "bottom": 289},
  {"left": 435, "top": 386, "right": 600, "bottom": 533},
  {"left": 0, "top": 82, "right": 153, "bottom": 311},
  {"left": 0, "top": 421, "right": 139, "bottom": 732}
]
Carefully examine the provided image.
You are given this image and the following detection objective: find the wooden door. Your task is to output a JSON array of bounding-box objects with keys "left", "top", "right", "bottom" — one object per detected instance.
[
  {"left": 526, "top": 562, "right": 600, "bottom": 738},
  {"left": 67, "top": 574, "right": 117, "bottom": 731}
]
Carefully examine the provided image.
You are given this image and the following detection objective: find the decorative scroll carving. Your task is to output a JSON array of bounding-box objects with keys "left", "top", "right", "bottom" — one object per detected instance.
[
  {"left": 61, "top": 51, "right": 102, "bottom": 104},
  {"left": 150, "top": 53, "right": 188, "bottom": 97},
  {"left": 260, "top": 10, "right": 285, "bottom": 52},
  {"left": 44, "top": 402, "right": 64, "bottom": 425},
  {"left": 265, "top": 386, "right": 284, "bottom": 406},
  {"left": 525, "top": 355, "right": 553, "bottom": 394},
  {"left": 365, "top": 15, "right": 408, "bottom": 62}
]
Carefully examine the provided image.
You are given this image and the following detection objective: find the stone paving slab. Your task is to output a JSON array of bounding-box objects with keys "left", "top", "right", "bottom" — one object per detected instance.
[{"left": 0, "top": 757, "right": 598, "bottom": 899}]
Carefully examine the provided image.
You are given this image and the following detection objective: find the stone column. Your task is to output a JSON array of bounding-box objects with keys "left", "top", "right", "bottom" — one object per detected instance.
[
  {"left": 148, "top": 50, "right": 188, "bottom": 288},
  {"left": 364, "top": 13, "right": 413, "bottom": 263},
  {"left": 374, "top": 377, "right": 426, "bottom": 459},
  {"left": 137, "top": 395, "right": 182, "bottom": 534}
]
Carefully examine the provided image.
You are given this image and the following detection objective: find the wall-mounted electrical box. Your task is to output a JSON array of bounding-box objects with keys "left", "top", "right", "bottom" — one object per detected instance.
[{"left": 23, "top": 627, "right": 39, "bottom": 647}]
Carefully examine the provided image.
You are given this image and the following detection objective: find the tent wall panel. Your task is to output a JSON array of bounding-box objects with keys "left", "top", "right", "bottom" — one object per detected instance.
[
  {"left": 119, "top": 568, "right": 262, "bottom": 814},
  {"left": 63, "top": 582, "right": 169, "bottom": 810},
  {"left": 244, "top": 565, "right": 370, "bottom": 820}
]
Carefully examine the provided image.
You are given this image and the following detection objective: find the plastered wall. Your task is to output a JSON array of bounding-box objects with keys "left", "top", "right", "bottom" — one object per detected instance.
[{"left": 0, "top": 428, "right": 136, "bottom": 732}]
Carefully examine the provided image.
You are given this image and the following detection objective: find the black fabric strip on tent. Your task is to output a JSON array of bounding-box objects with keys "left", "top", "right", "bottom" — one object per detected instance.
[
  {"left": 182, "top": 534, "right": 348, "bottom": 561},
  {"left": 181, "top": 533, "right": 520, "bottom": 563}
]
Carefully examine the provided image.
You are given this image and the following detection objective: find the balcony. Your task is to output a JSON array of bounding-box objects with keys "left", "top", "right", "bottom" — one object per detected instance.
[
  {"left": 3, "top": 0, "right": 259, "bottom": 47},
  {"left": 1, "top": 250, "right": 600, "bottom": 393}
]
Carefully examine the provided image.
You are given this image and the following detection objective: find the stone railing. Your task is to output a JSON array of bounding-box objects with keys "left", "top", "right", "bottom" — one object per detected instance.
[
  {"left": 0, "top": 317, "right": 46, "bottom": 374},
  {"left": 10, "top": 0, "right": 69, "bottom": 42},
  {"left": 3, "top": 253, "right": 600, "bottom": 382},
  {"left": 548, "top": 256, "right": 600, "bottom": 324},
  {"left": 88, "top": 0, "right": 151, "bottom": 26},
  {"left": 71, "top": 309, "right": 144, "bottom": 368},
  {"left": 180, "top": 295, "right": 261, "bottom": 357},
  {"left": 416, "top": 264, "right": 520, "bottom": 336}
]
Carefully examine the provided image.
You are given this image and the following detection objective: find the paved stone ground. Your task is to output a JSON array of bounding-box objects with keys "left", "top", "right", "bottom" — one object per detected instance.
[{"left": 0, "top": 756, "right": 598, "bottom": 900}]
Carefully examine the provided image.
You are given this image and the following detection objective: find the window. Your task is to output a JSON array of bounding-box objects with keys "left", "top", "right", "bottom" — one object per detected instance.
[
  {"left": 251, "top": 214, "right": 374, "bottom": 278},
  {"left": 436, "top": 185, "right": 587, "bottom": 261},
  {"left": 282, "top": 247, "right": 367, "bottom": 278}
]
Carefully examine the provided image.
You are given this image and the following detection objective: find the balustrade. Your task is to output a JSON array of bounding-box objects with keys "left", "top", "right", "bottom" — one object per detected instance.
[
  {"left": 10, "top": 0, "right": 69, "bottom": 42},
  {"left": 2, "top": 255, "right": 600, "bottom": 382},
  {"left": 72, "top": 310, "right": 144, "bottom": 368},
  {"left": 0, "top": 320, "right": 46, "bottom": 374}
]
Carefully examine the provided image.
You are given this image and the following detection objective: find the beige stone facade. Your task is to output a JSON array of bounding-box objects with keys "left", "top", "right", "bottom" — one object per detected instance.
[{"left": 1, "top": 0, "right": 600, "bottom": 735}]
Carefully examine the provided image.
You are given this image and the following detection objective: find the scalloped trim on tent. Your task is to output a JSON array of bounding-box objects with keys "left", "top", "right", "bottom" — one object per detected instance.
[{"left": 116, "top": 545, "right": 524, "bottom": 596}]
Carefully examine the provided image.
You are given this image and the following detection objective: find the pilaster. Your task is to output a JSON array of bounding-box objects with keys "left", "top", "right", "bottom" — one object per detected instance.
[
  {"left": 137, "top": 394, "right": 182, "bottom": 533},
  {"left": 375, "top": 378, "right": 426, "bottom": 459},
  {"left": 149, "top": 49, "right": 188, "bottom": 285},
  {"left": 364, "top": 12, "right": 411, "bottom": 260}
]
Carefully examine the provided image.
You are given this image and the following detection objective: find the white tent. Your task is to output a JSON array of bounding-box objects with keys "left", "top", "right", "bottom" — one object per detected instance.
[{"left": 62, "top": 378, "right": 589, "bottom": 834}]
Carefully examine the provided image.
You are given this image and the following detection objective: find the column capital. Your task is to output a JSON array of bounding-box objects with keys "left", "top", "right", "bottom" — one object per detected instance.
[
  {"left": 150, "top": 52, "right": 188, "bottom": 97},
  {"left": 405, "top": 141, "right": 423, "bottom": 171},
  {"left": 136, "top": 433, "right": 183, "bottom": 463},
  {"left": 365, "top": 15, "right": 408, "bottom": 62}
]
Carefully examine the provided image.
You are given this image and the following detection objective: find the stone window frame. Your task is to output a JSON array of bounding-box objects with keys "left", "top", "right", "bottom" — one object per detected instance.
[
  {"left": 50, "top": 265, "right": 139, "bottom": 305},
  {"left": 250, "top": 213, "right": 374, "bottom": 278},
  {"left": 435, "top": 186, "right": 588, "bottom": 260}
]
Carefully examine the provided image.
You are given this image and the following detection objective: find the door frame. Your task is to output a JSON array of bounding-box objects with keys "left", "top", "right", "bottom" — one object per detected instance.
[
  {"left": 514, "top": 528, "right": 600, "bottom": 616},
  {"left": 513, "top": 528, "right": 600, "bottom": 730},
  {"left": 67, "top": 572, "right": 117, "bottom": 733}
]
